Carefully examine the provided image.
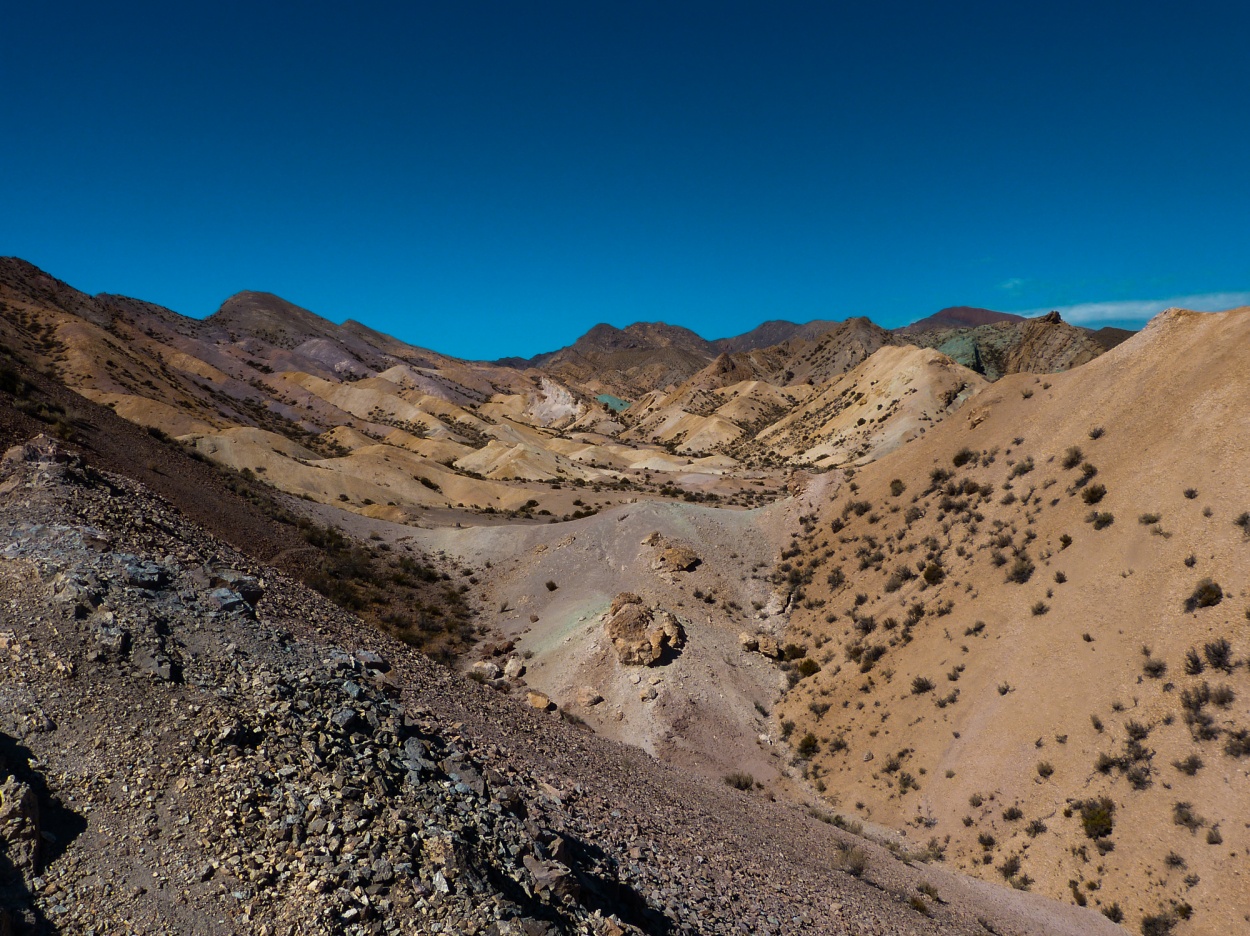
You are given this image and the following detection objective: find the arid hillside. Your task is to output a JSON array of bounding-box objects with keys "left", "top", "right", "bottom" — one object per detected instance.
[
  {"left": 0, "top": 434, "right": 1126, "bottom": 935},
  {"left": 775, "top": 307, "right": 1250, "bottom": 935}
]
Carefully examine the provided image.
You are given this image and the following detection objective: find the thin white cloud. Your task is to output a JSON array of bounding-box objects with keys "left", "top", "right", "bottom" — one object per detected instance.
[
  {"left": 999, "top": 277, "right": 1025, "bottom": 292},
  {"left": 1014, "top": 292, "right": 1250, "bottom": 326}
]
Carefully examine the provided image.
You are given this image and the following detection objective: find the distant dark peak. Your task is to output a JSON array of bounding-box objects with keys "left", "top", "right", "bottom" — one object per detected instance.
[
  {"left": 712, "top": 318, "right": 845, "bottom": 354},
  {"left": 1088, "top": 326, "right": 1136, "bottom": 351},
  {"left": 904, "top": 306, "right": 1024, "bottom": 333}
]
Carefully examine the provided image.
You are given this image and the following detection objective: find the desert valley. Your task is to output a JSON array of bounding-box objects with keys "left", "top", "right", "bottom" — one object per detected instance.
[{"left": 1, "top": 257, "right": 1248, "bottom": 936}]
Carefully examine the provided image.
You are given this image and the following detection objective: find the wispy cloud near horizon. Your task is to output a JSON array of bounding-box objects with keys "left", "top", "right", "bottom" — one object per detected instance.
[{"left": 1013, "top": 292, "right": 1250, "bottom": 326}]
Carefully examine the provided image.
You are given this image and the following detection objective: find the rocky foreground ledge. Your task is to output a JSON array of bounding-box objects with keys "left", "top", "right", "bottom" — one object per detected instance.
[{"left": 0, "top": 437, "right": 1117, "bottom": 935}]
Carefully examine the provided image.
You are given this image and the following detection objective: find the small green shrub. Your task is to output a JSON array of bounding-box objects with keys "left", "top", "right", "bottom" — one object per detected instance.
[
  {"left": 1184, "top": 578, "right": 1222, "bottom": 612},
  {"left": 796, "top": 732, "right": 819, "bottom": 758},
  {"left": 1078, "top": 797, "right": 1115, "bottom": 839}
]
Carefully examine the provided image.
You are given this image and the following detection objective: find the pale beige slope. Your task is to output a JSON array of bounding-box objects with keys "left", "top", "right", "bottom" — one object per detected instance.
[
  {"left": 757, "top": 344, "right": 986, "bottom": 465},
  {"left": 778, "top": 307, "right": 1250, "bottom": 935}
]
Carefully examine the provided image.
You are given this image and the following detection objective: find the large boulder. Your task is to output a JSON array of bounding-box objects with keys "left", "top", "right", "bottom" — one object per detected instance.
[
  {"left": 603, "top": 594, "right": 685, "bottom": 666},
  {"left": 650, "top": 545, "right": 700, "bottom": 573}
]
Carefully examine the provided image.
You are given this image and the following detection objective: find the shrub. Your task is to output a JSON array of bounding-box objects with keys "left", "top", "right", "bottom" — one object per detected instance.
[
  {"left": 1086, "top": 511, "right": 1114, "bottom": 529},
  {"left": 1081, "top": 483, "right": 1107, "bottom": 504},
  {"left": 796, "top": 732, "right": 819, "bottom": 758},
  {"left": 795, "top": 658, "right": 821, "bottom": 678},
  {"left": 922, "top": 562, "right": 944, "bottom": 585},
  {"left": 1141, "top": 912, "right": 1177, "bottom": 936},
  {"left": 1006, "top": 554, "right": 1035, "bottom": 584},
  {"left": 1184, "top": 579, "right": 1222, "bottom": 612},
  {"left": 1184, "top": 648, "right": 1204, "bottom": 674},
  {"left": 1203, "top": 637, "right": 1232, "bottom": 671},
  {"left": 952, "top": 447, "right": 977, "bottom": 468},
  {"left": 1061, "top": 446, "right": 1083, "bottom": 469},
  {"left": 1054, "top": 570, "right": 1067, "bottom": 583},
  {"left": 1207, "top": 825, "right": 1223, "bottom": 845},
  {"left": 1003, "top": 806, "right": 1023, "bottom": 821},
  {"left": 1031, "top": 601, "right": 1049, "bottom": 616},
  {"left": 1088, "top": 426, "right": 1104, "bottom": 439},
  {"left": 1173, "top": 754, "right": 1203, "bottom": 776},
  {"left": 1025, "top": 819, "right": 1047, "bottom": 837},
  {"left": 1036, "top": 761, "right": 1054, "bottom": 779},
  {"left": 724, "top": 771, "right": 754, "bottom": 790},
  {"left": 1078, "top": 797, "right": 1115, "bottom": 838},
  {"left": 1172, "top": 801, "right": 1204, "bottom": 833},
  {"left": 1139, "top": 512, "right": 1161, "bottom": 524},
  {"left": 1235, "top": 512, "right": 1250, "bottom": 535},
  {"left": 839, "top": 844, "right": 868, "bottom": 876},
  {"left": 889, "top": 478, "right": 906, "bottom": 496},
  {"left": 1009, "top": 457, "right": 1034, "bottom": 478},
  {"left": 1183, "top": 487, "right": 1198, "bottom": 499},
  {"left": 911, "top": 675, "right": 935, "bottom": 694},
  {"left": 1143, "top": 657, "right": 1167, "bottom": 678}
]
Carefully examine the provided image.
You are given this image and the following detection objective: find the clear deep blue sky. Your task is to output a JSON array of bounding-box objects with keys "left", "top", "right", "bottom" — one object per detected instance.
[{"left": 3, "top": 2, "right": 1248, "bottom": 359}]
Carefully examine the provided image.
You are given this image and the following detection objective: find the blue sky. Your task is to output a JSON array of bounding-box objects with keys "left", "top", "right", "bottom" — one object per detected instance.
[{"left": 2, "top": 2, "right": 1247, "bottom": 359}]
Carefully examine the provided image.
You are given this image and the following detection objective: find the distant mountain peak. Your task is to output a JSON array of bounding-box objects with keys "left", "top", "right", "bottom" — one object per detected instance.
[{"left": 903, "top": 306, "right": 1025, "bottom": 332}]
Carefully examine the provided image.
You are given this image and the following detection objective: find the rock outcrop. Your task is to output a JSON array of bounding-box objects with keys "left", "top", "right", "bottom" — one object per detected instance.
[{"left": 603, "top": 593, "right": 685, "bottom": 665}]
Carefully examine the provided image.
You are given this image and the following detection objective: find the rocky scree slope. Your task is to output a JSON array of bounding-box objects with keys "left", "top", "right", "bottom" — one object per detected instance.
[{"left": 0, "top": 437, "right": 1118, "bottom": 935}]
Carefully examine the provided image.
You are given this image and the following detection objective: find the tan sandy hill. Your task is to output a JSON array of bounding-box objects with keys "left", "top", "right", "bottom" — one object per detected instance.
[
  {"left": 774, "top": 306, "right": 1250, "bottom": 935},
  {"left": 755, "top": 345, "right": 986, "bottom": 465}
]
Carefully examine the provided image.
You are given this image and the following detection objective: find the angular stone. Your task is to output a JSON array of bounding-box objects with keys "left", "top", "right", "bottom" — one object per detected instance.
[
  {"left": 125, "top": 561, "right": 169, "bottom": 590},
  {"left": 472, "top": 660, "right": 501, "bottom": 680},
  {"left": 526, "top": 691, "right": 553, "bottom": 711},
  {"left": 576, "top": 687, "right": 603, "bottom": 707}
]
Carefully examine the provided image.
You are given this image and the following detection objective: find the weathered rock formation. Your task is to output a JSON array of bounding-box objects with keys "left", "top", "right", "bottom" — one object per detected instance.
[{"left": 604, "top": 594, "right": 685, "bottom": 666}]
